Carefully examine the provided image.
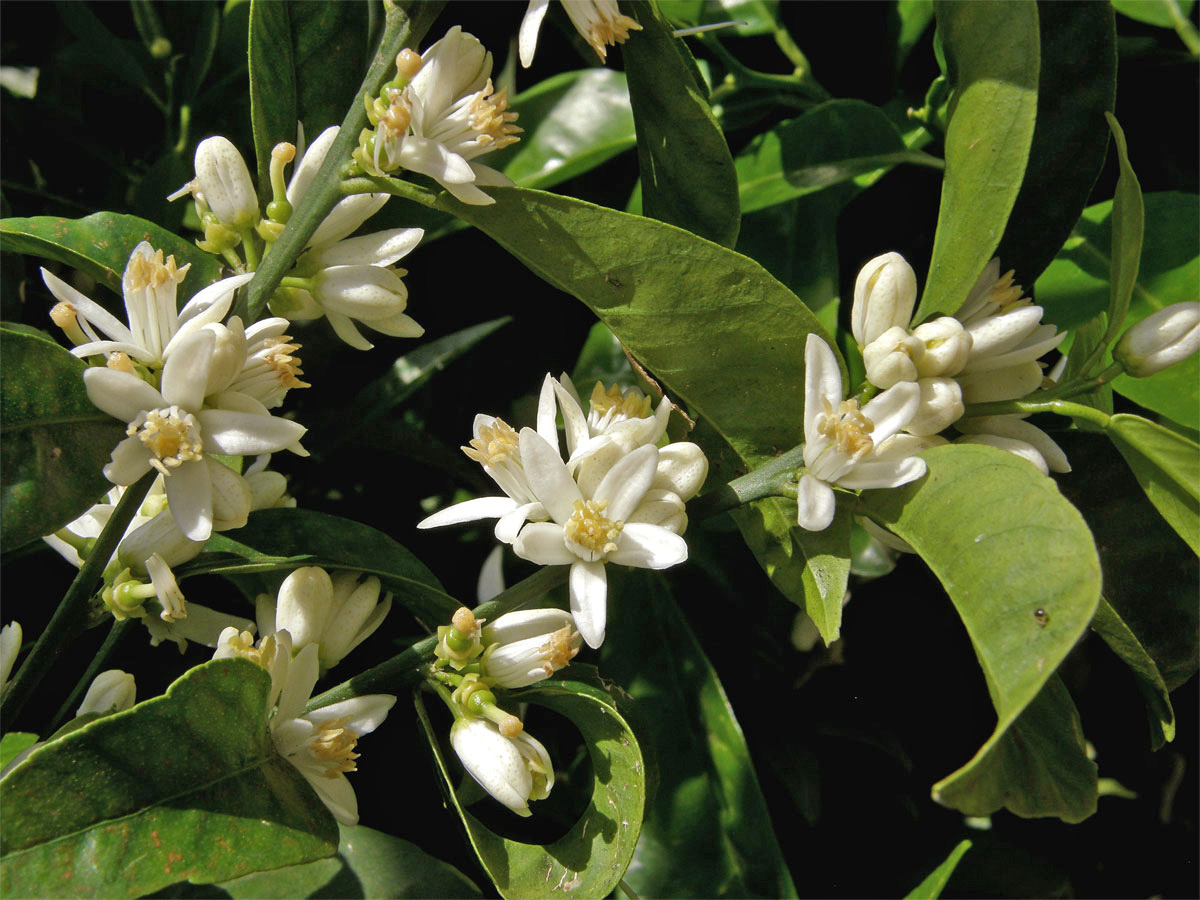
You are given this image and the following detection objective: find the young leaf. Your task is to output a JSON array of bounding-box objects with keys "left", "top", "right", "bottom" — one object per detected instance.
[
  {"left": 914, "top": 1, "right": 1039, "bottom": 322},
  {"left": 415, "top": 668, "right": 645, "bottom": 900},
  {"left": 1091, "top": 598, "right": 1175, "bottom": 749},
  {"left": 0, "top": 659, "right": 338, "bottom": 899},
  {"left": 930, "top": 675, "right": 1098, "bottom": 823},
  {"left": 1100, "top": 113, "right": 1144, "bottom": 346},
  {"left": 904, "top": 839, "right": 972, "bottom": 900},
  {"left": 0, "top": 327, "right": 125, "bottom": 550},
  {"left": 622, "top": 1, "right": 741, "bottom": 247}
]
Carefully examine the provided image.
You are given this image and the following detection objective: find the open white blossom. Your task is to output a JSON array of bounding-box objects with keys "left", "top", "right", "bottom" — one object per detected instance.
[
  {"left": 480, "top": 609, "right": 581, "bottom": 688},
  {"left": 76, "top": 670, "right": 137, "bottom": 717},
  {"left": 287, "top": 125, "right": 390, "bottom": 249},
  {"left": 519, "top": 0, "right": 643, "bottom": 68},
  {"left": 797, "top": 334, "right": 926, "bottom": 532},
  {"left": 450, "top": 715, "right": 554, "bottom": 816}
]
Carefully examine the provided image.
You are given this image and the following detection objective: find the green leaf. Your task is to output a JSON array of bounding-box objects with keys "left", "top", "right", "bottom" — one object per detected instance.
[
  {"left": 600, "top": 571, "right": 797, "bottom": 899},
  {"left": 0, "top": 213, "right": 226, "bottom": 305},
  {"left": 895, "top": 0, "right": 936, "bottom": 72},
  {"left": 660, "top": 0, "right": 781, "bottom": 36},
  {"left": 734, "top": 100, "right": 937, "bottom": 216},
  {"left": 415, "top": 668, "right": 645, "bottom": 900},
  {"left": 931, "top": 675, "right": 1098, "bottom": 823},
  {"left": 0, "top": 659, "right": 338, "bottom": 898},
  {"left": 1091, "top": 598, "right": 1175, "bottom": 749},
  {"left": 0, "top": 734, "right": 38, "bottom": 772},
  {"left": 1101, "top": 113, "right": 1145, "bottom": 345},
  {"left": 1112, "top": 0, "right": 1196, "bottom": 27},
  {"left": 1104, "top": 414, "right": 1199, "bottom": 555},
  {"left": 915, "top": 1, "right": 1039, "bottom": 322},
  {"left": 858, "top": 444, "right": 1102, "bottom": 815},
  {"left": 248, "top": 0, "right": 297, "bottom": 196},
  {"left": 571, "top": 322, "right": 635, "bottom": 390},
  {"left": 56, "top": 2, "right": 152, "bottom": 94},
  {"left": 191, "top": 508, "right": 458, "bottom": 623},
  {"left": 904, "top": 839, "right": 972, "bottom": 900},
  {"left": 992, "top": 2, "right": 1115, "bottom": 285},
  {"left": 216, "top": 824, "right": 480, "bottom": 898},
  {"left": 622, "top": 1, "right": 740, "bottom": 246},
  {"left": 0, "top": 326, "right": 125, "bottom": 550}
]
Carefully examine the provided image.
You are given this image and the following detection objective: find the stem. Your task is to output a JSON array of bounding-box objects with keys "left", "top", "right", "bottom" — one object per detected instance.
[
  {"left": 341, "top": 174, "right": 440, "bottom": 208},
  {"left": 963, "top": 398, "right": 1112, "bottom": 430},
  {"left": 304, "top": 565, "right": 569, "bottom": 711},
  {"left": 618, "top": 879, "right": 642, "bottom": 900},
  {"left": 688, "top": 444, "right": 808, "bottom": 520},
  {"left": 1166, "top": 0, "right": 1200, "bottom": 55},
  {"left": 0, "top": 470, "right": 156, "bottom": 724},
  {"left": 699, "top": 33, "right": 829, "bottom": 102},
  {"left": 47, "top": 618, "right": 135, "bottom": 732},
  {"left": 238, "top": 0, "right": 443, "bottom": 322}
]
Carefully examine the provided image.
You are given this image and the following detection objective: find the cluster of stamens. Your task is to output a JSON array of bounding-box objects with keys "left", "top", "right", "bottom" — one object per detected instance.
[
  {"left": 310, "top": 716, "right": 361, "bottom": 777},
  {"left": 563, "top": 499, "right": 623, "bottom": 559},
  {"left": 126, "top": 248, "right": 188, "bottom": 291},
  {"left": 462, "top": 418, "right": 520, "bottom": 467},
  {"left": 467, "top": 81, "right": 521, "bottom": 151},
  {"left": 129, "top": 406, "right": 203, "bottom": 475},
  {"left": 589, "top": 382, "right": 651, "bottom": 421},
  {"left": 984, "top": 269, "right": 1031, "bottom": 317},
  {"left": 539, "top": 624, "right": 581, "bottom": 676},
  {"left": 816, "top": 397, "right": 875, "bottom": 461},
  {"left": 580, "top": 7, "right": 643, "bottom": 62}
]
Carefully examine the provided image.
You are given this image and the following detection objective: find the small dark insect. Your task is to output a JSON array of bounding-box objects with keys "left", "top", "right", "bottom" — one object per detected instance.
[
  {"left": 1033, "top": 608, "right": 1050, "bottom": 628},
  {"left": 603, "top": 272, "right": 623, "bottom": 289}
]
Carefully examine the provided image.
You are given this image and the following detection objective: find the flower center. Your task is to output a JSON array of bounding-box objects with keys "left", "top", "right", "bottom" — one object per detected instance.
[
  {"left": 467, "top": 80, "right": 521, "bottom": 151},
  {"left": 589, "top": 382, "right": 651, "bottom": 421},
  {"left": 263, "top": 337, "right": 309, "bottom": 389},
  {"left": 310, "top": 716, "right": 360, "bottom": 777},
  {"left": 129, "top": 406, "right": 203, "bottom": 475},
  {"left": 539, "top": 624, "right": 581, "bottom": 675},
  {"left": 563, "top": 499, "right": 623, "bottom": 561},
  {"left": 462, "top": 418, "right": 520, "bottom": 467},
  {"left": 816, "top": 397, "right": 875, "bottom": 462},
  {"left": 126, "top": 248, "right": 188, "bottom": 291}
]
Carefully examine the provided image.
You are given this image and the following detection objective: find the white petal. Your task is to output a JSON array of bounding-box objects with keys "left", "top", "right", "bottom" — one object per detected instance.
[
  {"left": 364, "top": 311, "right": 424, "bottom": 338},
  {"left": 104, "top": 436, "right": 153, "bottom": 484},
  {"left": 495, "top": 501, "right": 546, "bottom": 544},
  {"left": 512, "top": 522, "right": 575, "bottom": 566},
  {"left": 537, "top": 374, "right": 560, "bottom": 455},
  {"left": 477, "top": 545, "right": 506, "bottom": 603},
  {"left": 439, "top": 178, "right": 497, "bottom": 206},
  {"left": 165, "top": 458, "right": 213, "bottom": 541},
  {"left": 306, "top": 228, "right": 423, "bottom": 269},
  {"left": 519, "top": 0, "right": 551, "bottom": 66},
  {"left": 569, "top": 560, "right": 608, "bottom": 649},
  {"left": 552, "top": 379, "right": 590, "bottom": 457},
  {"left": 287, "top": 126, "right": 338, "bottom": 205},
  {"left": 592, "top": 444, "right": 657, "bottom": 522},
  {"left": 836, "top": 456, "right": 926, "bottom": 490},
  {"left": 160, "top": 329, "right": 214, "bottom": 411},
  {"left": 71, "top": 340, "right": 157, "bottom": 362},
  {"left": 324, "top": 310, "right": 374, "bottom": 351},
  {"left": 41, "top": 268, "right": 133, "bottom": 345},
  {"left": 277, "top": 644, "right": 321, "bottom": 723},
  {"left": 653, "top": 442, "right": 708, "bottom": 500},
  {"left": 398, "top": 136, "right": 475, "bottom": 185},
  {"left": 608, "top": 523, "right": 688, "bottom": 569},
  {"left": 310, "top": 195, "right": 390, "bottom": 247},
  {"left": 197, "top": 409, "right": 307, "bottom": 456},
  {"left": 957, "top": 434, "right": 1050, "bottom": 475},
  {"left": 418, "top": 495, "right": 520, "bottom": 529},
  {"left": 207, "top": 459, "right": 252, "bottom": 531},
  {"left": 310, "top": 694, "right": 396, "bottom": 736},
  {"left": 861, "top": 381, "right": 920, "bottom": 444},
  {"left": 796, "top": 473, "right": 835, "bottom": 532},
  {"left": 83, "top": 368, "right": 165, "bottom": 422},
  {"left": 804, "top": 334, "right": 842, "bottom": 448},
  {"left": 519, "top": 428, "right": 581, "bottom": 524}
]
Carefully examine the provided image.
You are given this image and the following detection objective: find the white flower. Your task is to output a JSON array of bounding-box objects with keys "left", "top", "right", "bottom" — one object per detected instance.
[
  {"left": 519, "top": 0, "right": 643, "bottom": 67},
  {"left": 903, "top": 377, "right": 964, "bottom": 436},
  {"left": 145, "top": 602, "right": 255, "bottom": 652},
  {"left": 224, "top": 317, "right": 310, "bottom": 409},
  {"left": 1114, "top": 302, "right": 1200, "bottom": 377},
  {"left": 193, "top": 136, "right": 259, "bottom": 229},
  {"left": 307, "top": 263, "right": 424, "bottom": 351},
  {"left": 41, "top": 243, "right": 253, "bottom": 366},
  {"left": 851, "top": 252, "right": 917, "bottom": 348},
  {"left": 512, "top": 430, "right": 688, "bottom": 649},
  {"left": 912, "top": 317, "right": 972, "bottom": 378},
  {"left": 287, "top": 125, "right": 389, "bottom": 248},
  {"left": 76, "top": 670, "right": 136, "bottom": 717},
  {"left": 797, "top": 334, "right": 927, "bottom": 532},
  {"left": 956, "top": 260, "right": 1064, "bottom": 374},
  {"left": 450, "top": 716, "right": 554, "bottom": 816},
  {"left": 481, "top": 609, "right": 581, "bottom": 688},
  {"left": 955, "top": 415, "right": 1070, "bottom": 474},
  {"left": 0, "top": 621, "right": 21, "bottom": 694},
  {"left": 862, "top": 325, "right": 925, "bottom": 389},
  {"left": 381, "top": 26, "right": 521, "bottom": 205}
]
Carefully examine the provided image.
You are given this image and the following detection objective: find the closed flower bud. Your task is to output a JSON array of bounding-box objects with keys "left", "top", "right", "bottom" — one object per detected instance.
[
  {"left": 852, "top": 252, "right": 917, "bottom": 348},
  {"left": 481, "top": 609, "right": 581, "bottom": 688},
  {"left": 194, "top": 136, "right": 259, "bottom": 229},
  {"left": 320, "top": 571, "right": 392, "bottom": 670},
  {"left": 903, "top": 378, "right": 964, "bottom": 436},
  {"left": 957, "top": 361, "right": 1044, "bottom": 404},
  {"left": 76, "top": 670, "right": 136, "bottom": 717},
  {"left": 1114, "top": 302, "right": 1200, "bottom": 377},
  {"left": 651, "top": 442, "right": 708, "bottom": 501},
  {"left": 275, "top": 566, "right": 334, "bottom": 649},
  {"left": 0, "top": 621, "right": 21, "bottom": 694},
  {"left": 862, "top": 325, "right": 925, "bottom": 389},
  {"left": 912, "top": 317, "right": 972, "bottom": 377},
  {"left": 450, "top": 717, "right": 554, "bottom": 816}
]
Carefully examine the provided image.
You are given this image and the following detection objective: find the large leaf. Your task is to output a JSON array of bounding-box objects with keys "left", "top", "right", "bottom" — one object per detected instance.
[
  {"left": 1035, "top": 192, "right": 1199, "bottom": 430},
  {"left": 0, "top": 213, "right": 226, "bottom": 305},
  {"left": 189, "top": 508, "right": 458, "bottom": 622},
  {"left": 1105, "top": 414, "right": 1199, "bottom": 555},
  {"left": 915, "top": 1, "right": 1039, "bottom": 322},
  {"left": 600, "top": 571, "right": 796, "bottom": 898},
  {"left": 931, "top": 675, "right": 1098, "bottom": 823},
  {"left": 1111, "top": 0, "right": 1197, "bottom": 27},
  {"left": 992, "top": 2, "right": 1115, "bottom": 285},
  {"left": 0, "top": 659, "right": 338, "bottom": 898},
  {"left": 0, "top": 326, "right": 125, "bottom": 550},
  {"left": 415, "top": 668, "right": 645, "bottom": 899},
  {"left": 1091, "top": 598, "right": 1175, "bottom": 749},
  {"left": 858, "top": 444, "right": 1101, "bottom": 814},
  {"left": 622, "top": 1, "right": 740, "bottom": 247}
]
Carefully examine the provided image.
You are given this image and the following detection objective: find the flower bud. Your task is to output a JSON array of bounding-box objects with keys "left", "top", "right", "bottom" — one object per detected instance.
[
  {"left": 862, "top": 326, "right": 925, "bottom": 389},
  {"left": 319, "top": 571, "right": 392, "bottom": 670},
  {"left": 0, "top": 621, "right": 22, "bottom": 693},
  {"left": 651, "top": 442, "right": 709, "bottom": 501},
  {"left": 1114, "top": 302, "right": 1200, "bottom": 377},
  {"left": 200, "top": 320, "right": 248, "bottom": 397},
  {"left": 208, "top": 461, "right": 253, "bottom": 532},
  {"left": 76, "top": 670, "right": 136, "bottom": 717},
  {"left": 194, "top": 136, "right": 259, "bottom": 229},
  {"left": 450, "top": 717, "right": 554, "bottom": 817},
  {"left": 480, "top": 609, "right": 581, "bottom": 688},
  {"left": 956, "top": 361, "right": 1044, "bottom": 404},
  {"left": 912, "top": 317, "right": 972, "bottom": 377},
  {"left": 275, "top": 566, "right": 334, "bottom": 649},
  {"left": 312, "top": 265, "right": 409, "bottom": 321},
  {"left": 852, "top": 252, "right": 917, "bottom": 348},
  {"left": 903, "top": 378, "right": 964, "bottom": 436}
]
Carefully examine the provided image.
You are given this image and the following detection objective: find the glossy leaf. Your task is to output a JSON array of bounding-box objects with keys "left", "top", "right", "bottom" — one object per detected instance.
[
  {"left": 0, "top": 326, "right": 125, "bottom": 550},
  {"left": 415, "top": 668, "right": 645, "bottom": 899},
  {"left": 915, "top": 1, "right": 1039, "bottom": 322},
  {"left": 622, "top": 1, "right": 740, "bottom": 247},
  {"left": 1111, "top": 0, "right": 1197, "bottom": 27},
  {"left": 191, "top": 508, "right": 458, "bottom": 622},
  {"left": 0, "top": 734, "right": 38, "bottom": 772},
  {"left": 859, "top": 444, "right": 1102, "bottom": 814},
  {"left": 216, "top": 824, "right": 480, "bottom": 899},
  {"left": 931, "top": 675, "right": 1098, "bottom": 823},
  {"left": 992, "top": 2, "right": 1115, "bottom": 285},
  {"left": 904, "top": 839, "right": 972, "bottom": 900},
  {"left": 895, "top": 0, "right": 935, "bottom": 71},
  {"left": 0, "top": 213, "right": 226, "bottom": 305},
  {"left": 0, "top": 659, "right": 338, "bottom": 898},
  {"left": 600, "top": 571, "right": 797, "bottom": 898},
  {"left": 248, "top": 0, "right": 297, "bottom": 195},
  {"left": 1091, "top": 598, "right": 1175, "bottom": 749},
  {"left": 1102, "top": 113, "right": 1144, "bottom": 343},
  {"left": 660, "top": 0, "right": 781, "bottom": 36},
  {"left": 1104, "top": 414, "right": 1199, "bottom": 555}
]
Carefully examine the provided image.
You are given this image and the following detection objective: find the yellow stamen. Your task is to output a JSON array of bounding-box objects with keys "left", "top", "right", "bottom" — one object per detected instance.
[
  {"left": 539, "top": 624, "right": 580, "bottom": 676},
  {"left": 310, "top": 716, "right": 361, "bottom": 777},
  {"left": 126, "top": 248, "right": 190, "bottom": 291},
  {"left": 462, "top": 418, "right": 520, "bottom": 466},
  {"left": 129, "top": 406, "right": 203, "bottom": 476},
  {"left": 106, "top": 351, "right": 136, "bottom": 375},
  {"left": 263, "top": 337, "right": 310, "bottom": 389},
  {"left": 564, "top": 499, "right": 623, "bottom": 557},
  {"left": 816, "top": 397, "right": 875, "bottom": 461},
  {"left": 468, "top": 80, "right": 522, "bottom": 150},
  {"left": 589, "top": 382, "right": 652, "bottom": 419}
]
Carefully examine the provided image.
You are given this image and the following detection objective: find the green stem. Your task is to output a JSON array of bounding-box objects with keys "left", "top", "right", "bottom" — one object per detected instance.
[
  {"left": 963, "top": 398, "right": 1112, "bottom": 430},
  {"left": 0, "top": 470, "right": 156, "bottom": 724},
  {"left": 47, "top": 617, "right": 135, "bottom": 732},
  {"left": 305, "top": 565, "right": 568, "bottom": 711},
  {"left": 688, "top": 444, "right": 807, "bottom": 520},
  {"left": 699, "top": 33, "right": 829, "bottom": 101},
  {"left": 341, "top": 174, "right": 440, "bottom": 208}
]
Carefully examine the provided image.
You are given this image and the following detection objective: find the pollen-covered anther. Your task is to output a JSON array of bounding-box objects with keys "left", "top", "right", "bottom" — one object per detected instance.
[
  {"left": 126, "top": 248, "right": 189, "bottom": 291},
  {"left": 380, "top": 91, "right": 412, "bottom": 138},
  {"left": 310, "top": 718, "right": 360, "bottom": 777},
  {"left": 129, "top": 406, "right": 204, "bottom": 475},
  {"left": 564, "top": 499, "right": 623, "bottom": 558},
  {"left": 264, "top": 338, "right": 310, "bottom": 389},
  {"left": 469, "top": 81, "right": 522, "bottom": 149},
  {"left": 463, "top": 418, "right": 521, "bottom": 466},
  {"left": 540, "top": 624, "right": 581, "bottom": 673},
  {"left": 816, "top": 397, "right": 875, "bottom": 461},
  {"left": 987, "top": 269, "right": 1031, "bottom": 315},
  {"left": 107, "top": 351, "right": 136, "bottom": 374},
  {"left": 590, "top": 382, "right": 651, "bottom": 419}
]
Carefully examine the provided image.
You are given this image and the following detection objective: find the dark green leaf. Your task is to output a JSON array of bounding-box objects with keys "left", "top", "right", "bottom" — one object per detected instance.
[
  {"left": 993, "top": 2, "right": 1115, "bottom": 285},
  {"left": 192, "top": 508, "right": 458, "bottom": 623},
  {"left": 931, "top": 675, "right": 1098, "bottom": 823},
  {"left": 1111, "top": 0, "right": 1196, "bottom": 27},
  {"left": 1101, "top": 113, "right": 1144, "bottom": 344},
  {"left": 904, "top": 839, "right": 972, "bottom": 900},
  {"left": 0, "top": 327, "right": 125, "bottom": 550},
  {"left": 660, "top": 0, "right": 781, "bottom": 36},
  {"left": 415, "top": 668, "right": 645, "bottom": 899},
  {"left": 622, "top": 2, "right": 740, "bottom": 246},
  {"left": 0, "top": 213, "right": 226, "bottom": 305},
  {"left": 1104, "top": 414, "right": 1199, "bottom": 555},
  {"left": 1091, "top": 598, "right": 1175, "bottom": 749},
  {"left": 915, "top": 1, "right": 1039, "bottom": 322},
  {"left": 249, "top": 0, "right": 297, "bottom": 196},
  {"left": 601, "top": 571, "right": 797, "bottom": 898},
  {"left": 895, "top": 0, "right": 936, "bottom": 72},
  {"left": 0, "top": 659, "right": 338, "bottom": 898},
  {"left": 56, "top": 2, "right": 152, "bottom": 94}
]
